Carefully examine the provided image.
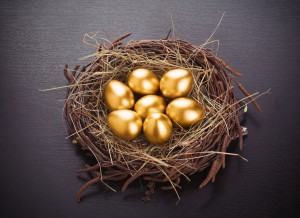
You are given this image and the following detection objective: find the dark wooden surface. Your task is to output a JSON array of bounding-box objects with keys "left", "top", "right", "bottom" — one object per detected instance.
[{"left": 1, "top": 0, "right": 300, "bottom": 217}]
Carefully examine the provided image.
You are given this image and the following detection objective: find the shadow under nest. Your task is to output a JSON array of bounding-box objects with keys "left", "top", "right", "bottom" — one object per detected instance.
[{"left": 63, "top": 32, "right": 262, "bottom": 202}]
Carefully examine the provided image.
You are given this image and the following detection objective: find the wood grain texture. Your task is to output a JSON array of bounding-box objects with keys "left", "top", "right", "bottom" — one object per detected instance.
[{"left": 0, "top": 0, "right": 300, "bottom": 217}]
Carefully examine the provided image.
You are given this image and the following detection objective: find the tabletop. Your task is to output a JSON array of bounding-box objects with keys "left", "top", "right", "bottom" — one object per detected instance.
[{"left": 1, "top": 0, "right": 300, "bottom": 217}]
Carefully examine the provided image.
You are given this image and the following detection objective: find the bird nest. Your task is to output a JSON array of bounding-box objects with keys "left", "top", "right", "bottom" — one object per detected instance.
[{"left": 63, "top": 32, "right": 262, "bottom": 202}]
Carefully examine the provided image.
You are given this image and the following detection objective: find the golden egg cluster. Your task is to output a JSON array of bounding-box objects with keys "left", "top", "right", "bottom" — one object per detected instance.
[{"left": 105, "top": 68, "right": 205, "bottom": 144}]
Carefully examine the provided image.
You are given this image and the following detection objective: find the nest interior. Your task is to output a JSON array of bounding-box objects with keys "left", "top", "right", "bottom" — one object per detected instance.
[{"left": 63, "top": 32, "right": 262, "bottom": 202}]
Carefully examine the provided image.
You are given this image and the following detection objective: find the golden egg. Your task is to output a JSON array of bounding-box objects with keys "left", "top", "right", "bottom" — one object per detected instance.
[
  {"left": 134, "top": 95, "right": 166, "bottom": 119},
  {"left": 166, "top": 98, "right": 205, "bottom": 128},
  {"left": 143, "top": 113, "right": 172, "bottom": 144},
  {"left": 104, "top": 80, "right": 134, "bottom": 111},
  {"left": 160, "top": 68, "right": 193, "bottom": 98},
  {"left": 107, "top": 109, "right": 142, "bottom": 141},
  {"left": 128, "top": 68, "right": 160, "bottom": 95}
]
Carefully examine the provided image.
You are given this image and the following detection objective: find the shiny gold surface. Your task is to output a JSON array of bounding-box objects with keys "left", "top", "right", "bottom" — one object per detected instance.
[
  {"left": 160, "top": 68, "right": 193, "bottom": 98},
  {"left": 128, "top": 68, "right": 160, "bottom": 95},
  {"left": 134, "top": 95, "right": 166, "bottom": 119},
  {"left": 143, "top": 113, "right": 172, "bottom": 144},
  {"left": 107, "top": 109, "right": 142, "bottom": 141},
  {"left": 104, "top": 80, "right": 134, "bottom": 111},
  {"left": 166, "top": 98, "right": 205, "bottom": 128}
]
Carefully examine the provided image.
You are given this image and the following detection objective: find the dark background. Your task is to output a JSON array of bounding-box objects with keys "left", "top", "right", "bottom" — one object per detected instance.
[{"left": 1, "top": 0, "right": 300, "bottom": 217}]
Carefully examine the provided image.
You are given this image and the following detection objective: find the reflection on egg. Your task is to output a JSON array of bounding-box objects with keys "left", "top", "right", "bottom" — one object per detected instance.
[
  {"left": 134, "top": 95, "right": 166, "bottom": 119},
  {"left": 143, "top": 113, "right": 172, "bottom": 144},
  {"left": 166, "top": 98, "right": 205, "bottom": 128},
  {"left": 128, "top": 68, "right": 160, "bottom": 95},
  {"left": 104, "top": 80, "right": 134, "bottom": 111},
  {"left": 107, "top": 110, "right": 142, "bottom": 141},
  {"left": 160, "top": 68, "right": 193, "bottom": 98}
]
